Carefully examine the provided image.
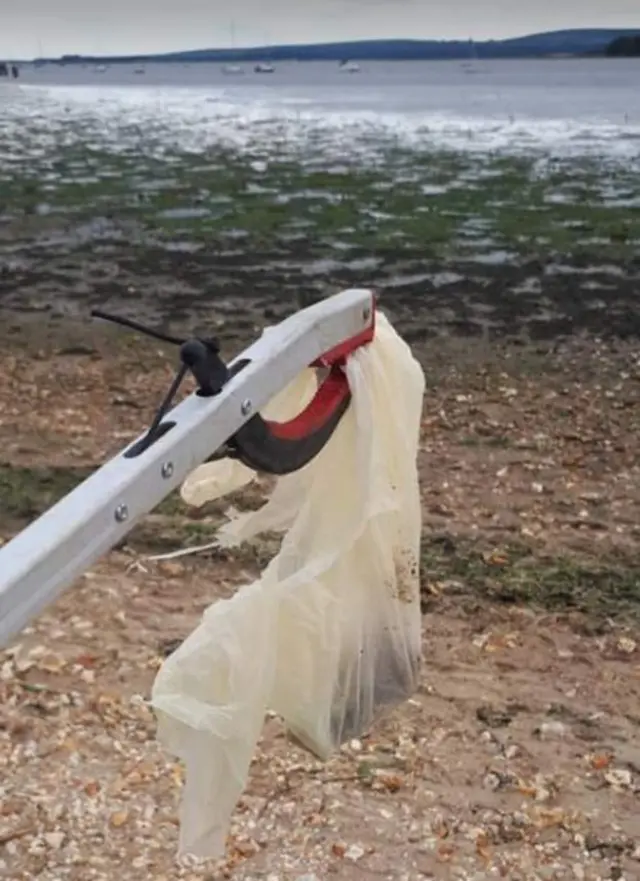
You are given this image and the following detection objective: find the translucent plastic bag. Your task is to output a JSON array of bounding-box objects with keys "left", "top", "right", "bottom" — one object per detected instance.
[{"left": 151, "top": 311, "right": 425, "bottom": 858}]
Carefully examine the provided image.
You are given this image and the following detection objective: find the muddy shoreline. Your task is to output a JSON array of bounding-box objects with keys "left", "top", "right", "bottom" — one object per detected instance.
[
  {"left": 2, "top": 243, "right": 640, "bottom": 347},
  {"left": 2, "top": 142, "right": 639, "bottom": 345}
]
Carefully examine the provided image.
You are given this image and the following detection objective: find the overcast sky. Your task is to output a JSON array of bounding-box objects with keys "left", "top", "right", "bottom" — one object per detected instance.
[{"left": 2, "top": 1, "right": 639, "bottom": 58}]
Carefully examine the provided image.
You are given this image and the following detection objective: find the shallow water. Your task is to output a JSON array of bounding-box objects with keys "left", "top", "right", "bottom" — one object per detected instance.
[{"left": 2, "top": 58, "right": 640, "bottom": 163}]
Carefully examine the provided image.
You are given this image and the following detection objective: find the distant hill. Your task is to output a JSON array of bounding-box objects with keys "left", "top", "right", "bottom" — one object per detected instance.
[
  {"left": 37, "top": 28, "right": 640, "bottom": 65},
  {"left": 606, "top": 34, "right": 640, "bottom": 56}
]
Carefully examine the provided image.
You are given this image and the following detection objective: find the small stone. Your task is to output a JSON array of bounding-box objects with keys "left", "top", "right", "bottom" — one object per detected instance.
[
  {"left": 617, "top": 636, "right": 636, "bottom": 654},
  {"left": 345, "top": 843, "right": 365, "bottom": 861},
  {"left": 483, "top": 772, "right": 502, "bottom": 791},
  {"left": 604, "top": 768, "right": 632, "bottom": 790},
  {"left": 44, "top": 831, "right": 65, "bottom": 850},
  {"left": 538, "top": 720, "right": 568, "bottom": 740}
]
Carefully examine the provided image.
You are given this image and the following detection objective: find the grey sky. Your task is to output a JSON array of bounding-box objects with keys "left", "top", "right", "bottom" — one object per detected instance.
[{"left": 2, "top": 1, "right": 639, "bottom": 58}]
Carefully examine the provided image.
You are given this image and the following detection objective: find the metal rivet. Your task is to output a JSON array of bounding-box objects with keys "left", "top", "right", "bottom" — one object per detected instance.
[
  {"left": 363, "top": 306, "right": 371, "bottom": 322},
  {"left": 161, "top": 461, "right": 174, "bottom": 479},
  {"left": 241, "top": 399, "right": 252, "bottom": 416},
  {"left": 114, "top": 504, "right": 128, "bottom": 523}
]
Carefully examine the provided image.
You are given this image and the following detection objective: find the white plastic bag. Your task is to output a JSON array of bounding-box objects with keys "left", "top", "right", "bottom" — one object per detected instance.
[{"left": 151, "top": 310, "right": 425, "bottom": 859}]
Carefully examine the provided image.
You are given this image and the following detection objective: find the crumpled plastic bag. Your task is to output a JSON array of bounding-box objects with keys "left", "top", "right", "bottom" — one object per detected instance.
[{"left": 151, "top": 310, "right": 425, "bottom": 859}]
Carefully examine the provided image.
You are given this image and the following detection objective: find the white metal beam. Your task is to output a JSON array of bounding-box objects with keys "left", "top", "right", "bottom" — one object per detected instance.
[{"left": 0, "top": 288, "right": 373, "bottom": 649}]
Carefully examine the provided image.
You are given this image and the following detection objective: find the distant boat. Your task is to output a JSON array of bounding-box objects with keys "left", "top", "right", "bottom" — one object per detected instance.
[
  {"left": 462, "top": 39, "right": 481, "bottom": 74},
  {"left": 254, "top": 62, "right": 275, "bottom": 73},
  {"left": 134, "top": 66, "right": 145, "bottom": 74},
  {"left": 95, "top": 64, "right": 107, "bottom": 73},
  {"left": 222, "top": 19, "right": 245, "bottom": 75},
  {"left": 339, "top": 60, "right": 360, "bottom": 73}
]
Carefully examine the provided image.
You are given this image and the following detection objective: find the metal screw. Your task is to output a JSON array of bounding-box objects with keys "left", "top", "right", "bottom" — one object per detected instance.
[
  {"left": 241, "top": 399, "right": 252, "bottom": 416},
  {"left": 114, "top": 504, "right": 128, "bottom": 523},
  {"left": 161, "top": 461, "right": 174, "bottom": 479}
]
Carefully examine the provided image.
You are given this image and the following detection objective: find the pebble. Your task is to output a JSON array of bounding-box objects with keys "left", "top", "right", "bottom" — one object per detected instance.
[
  {"left": 344, "top": 843, "right": 365, "bottom": 861},
  {"left": 604, "top": 768, "right": 632, "bottom": 790},
  {"left": 483, "top": 771, "right": 502, "bottom": 791},
  {"left": 538, "top": 720, "right": 569, "bottom": 740},
  {"left": 44, "top": 831, "right": 66, "bottom": 849},
  {"left": 617, "top": 636, "right": 636, "bottom": 654}
]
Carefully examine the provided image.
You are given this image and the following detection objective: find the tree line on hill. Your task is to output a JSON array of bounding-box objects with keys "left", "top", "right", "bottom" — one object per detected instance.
[{"left": 606, "top": 35, "right": 640, "bottom": 56}]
